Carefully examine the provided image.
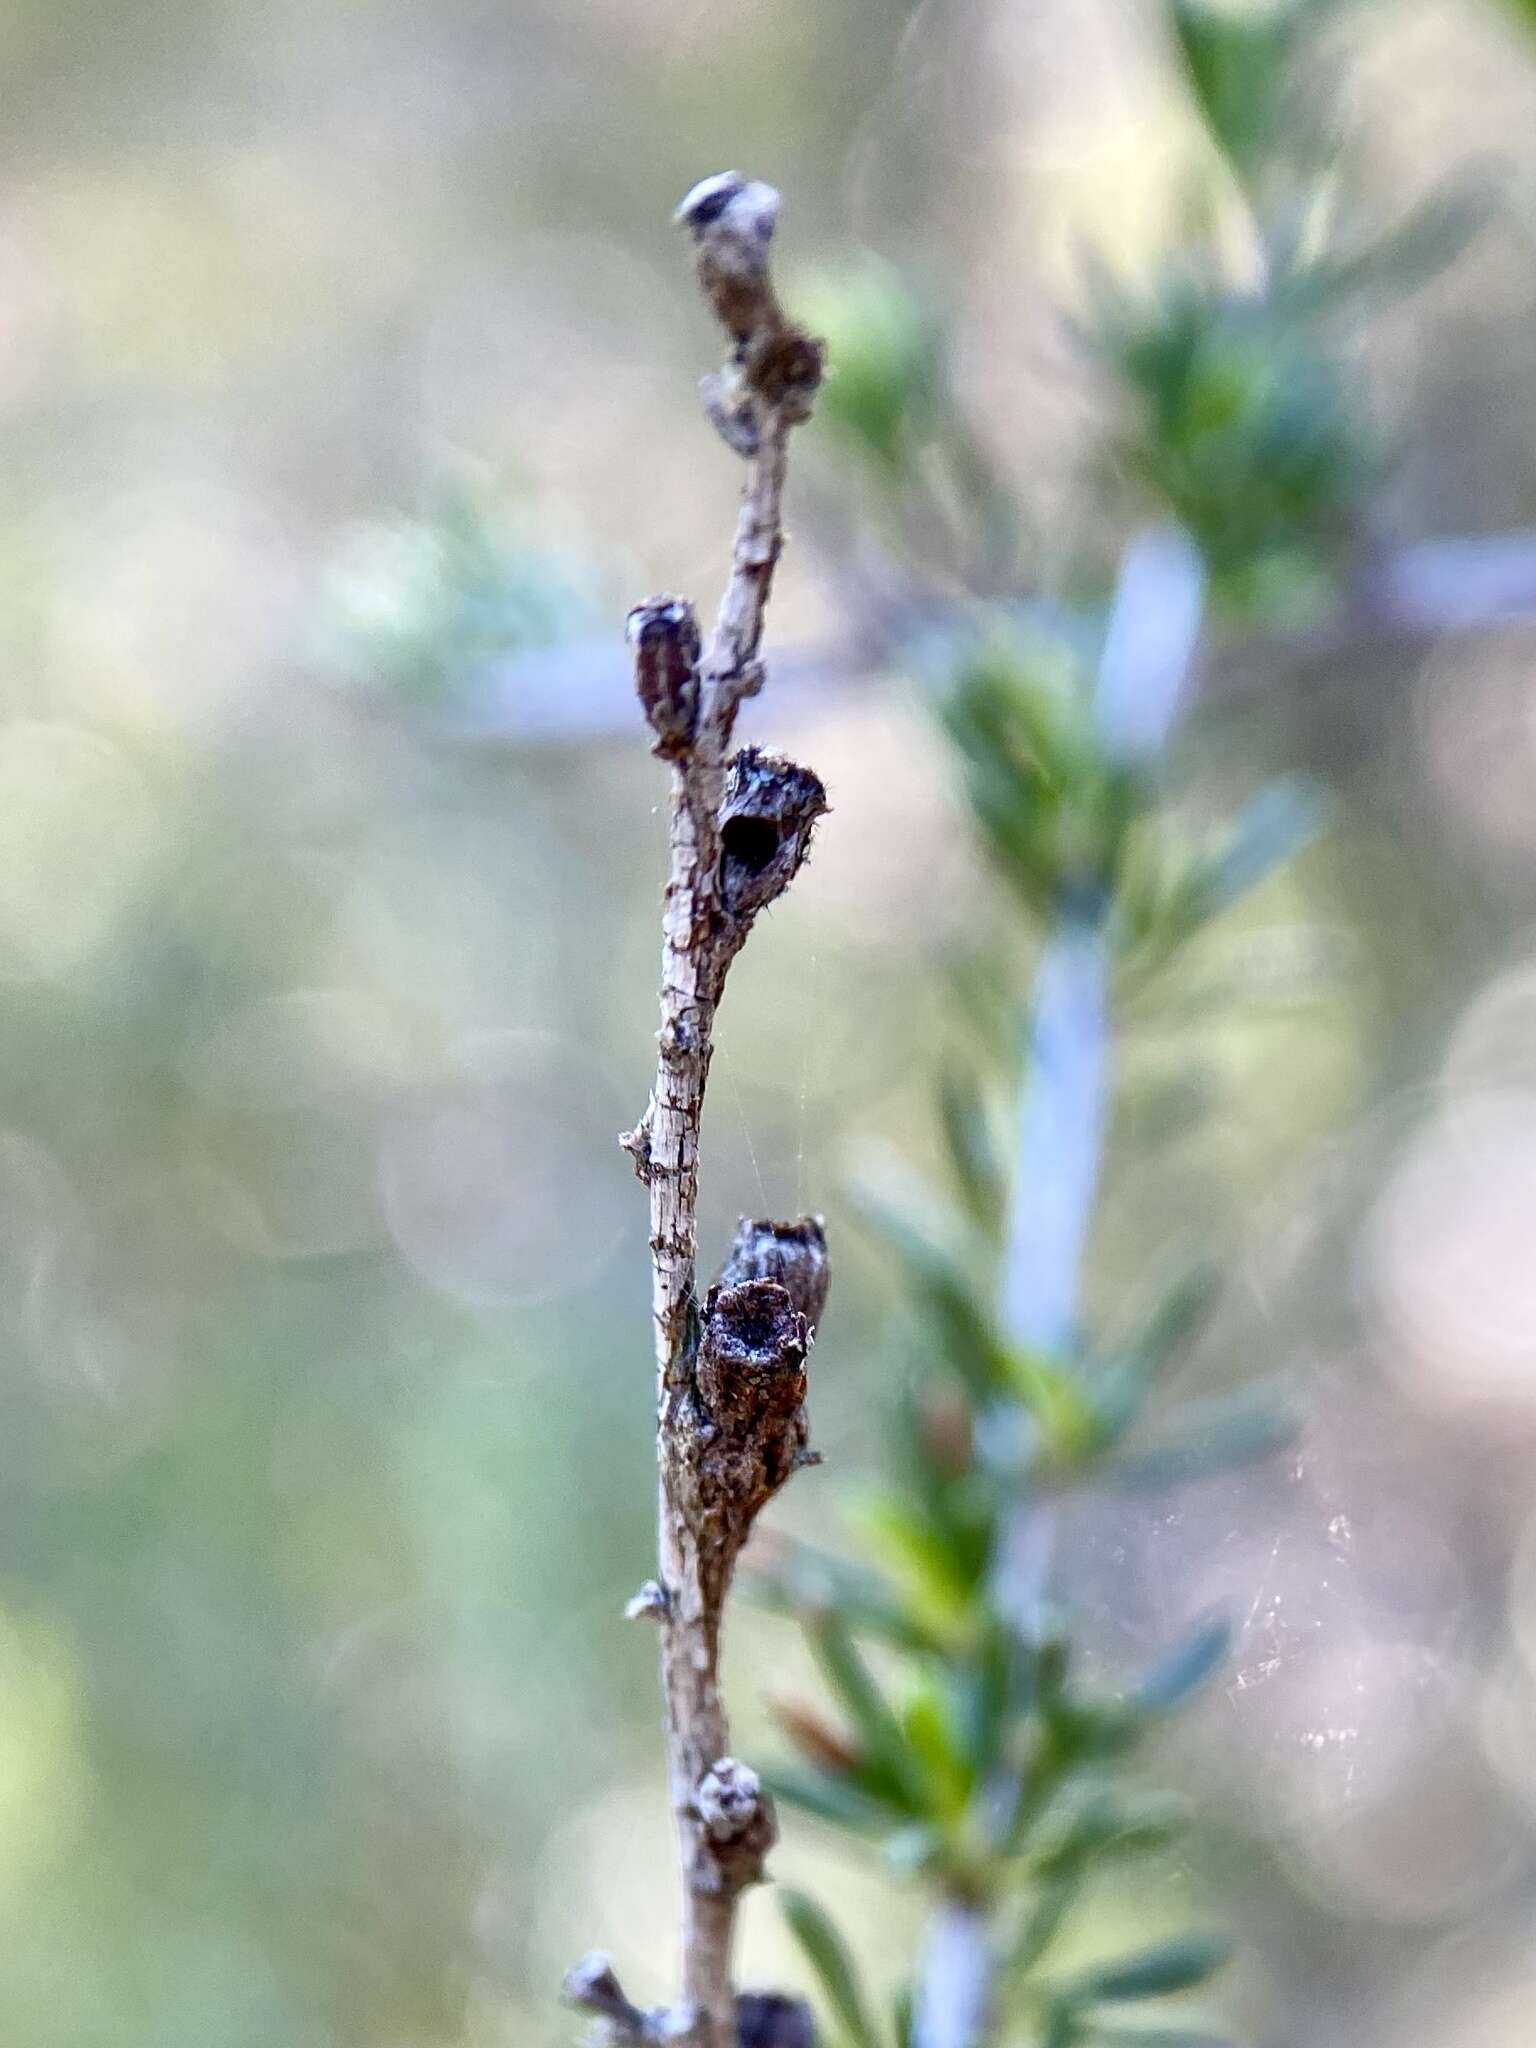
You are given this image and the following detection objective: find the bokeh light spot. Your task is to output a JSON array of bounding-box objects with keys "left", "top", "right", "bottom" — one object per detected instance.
[
  {"left": 0, "top": 722, "right": 163, "bottom": 982},
  {"left": 379, "top": 1028, "right": 630, "bottom": 1308}
]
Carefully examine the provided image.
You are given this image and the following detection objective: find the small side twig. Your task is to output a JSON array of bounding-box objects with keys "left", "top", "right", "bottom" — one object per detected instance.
[
  {"left": 563, "top": 1953, "right": 670, "bottom": 2043},
  {"left": 579, "top": 175, "right": 829, "bottom": 2048}
]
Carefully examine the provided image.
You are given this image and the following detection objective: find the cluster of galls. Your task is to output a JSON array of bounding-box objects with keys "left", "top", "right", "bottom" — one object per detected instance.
[{"left": 628, "top": 595, "right": 827, "bottom": 951}]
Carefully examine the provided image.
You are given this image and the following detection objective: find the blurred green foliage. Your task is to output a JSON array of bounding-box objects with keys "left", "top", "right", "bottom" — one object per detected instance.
[
  {"left": 1115, "top": 0, "right": 1488, "bottom": 612},
  {"left": 800, "top": 261, "right": 1022, "bottom": 596},
  {"left": 309, "top": 470, "right": 604, "bottom": 706},
  {"left": 750, "top": 618, "right": 1305, "bottom": 2041},
  {"left": 735, "top": 4, "right": 1495, "bottom": 2042}
]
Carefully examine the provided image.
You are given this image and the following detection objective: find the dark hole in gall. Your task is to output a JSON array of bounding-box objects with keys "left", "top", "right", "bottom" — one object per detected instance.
[
  {"left": 687, "top": 187, "right": 735, "bottom": 228},
  {"left": 721, "top": 814, "right": 781, "bottom": 877},
  {"left": 731, "top": 1302, "right": 780, "bottom": 1351}
]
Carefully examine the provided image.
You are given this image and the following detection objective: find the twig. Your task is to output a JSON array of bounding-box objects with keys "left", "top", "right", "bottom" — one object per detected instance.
[
  {"left": 912, "top": 530, "right": 1207, "bottom": 2048},
  {"left": 1000, "top": 528, "right": 1206, "bottom": 1357},
  {"left": 563, "top": 1953, "right": 668, "bottom": 2042},
  {"left": 911, "top": 1902, "right": 993, "bottom": 2048},
  {"left": 577, "top": 174, "right": 829, "bottom": 2048}
]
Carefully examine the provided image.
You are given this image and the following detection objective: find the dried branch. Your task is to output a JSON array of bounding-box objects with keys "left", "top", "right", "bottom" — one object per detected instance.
[
  {"left": 563, "top": 1953, "right": 668, "bottom": 2043},
  {"left": 578, "top": 174, "right": 829, "bottom": 2048}
]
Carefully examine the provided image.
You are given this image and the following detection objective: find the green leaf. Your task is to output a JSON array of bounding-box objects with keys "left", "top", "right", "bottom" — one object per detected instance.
[
  {"left": 847, "top": 1154, "right": 1011, "bottom": 1395},
  {"left": 938, "top": 635, "right": 1133, "bottom": 912},
  {"left": 778, "top": 1889, "right": 884, "bottom": 2048},
  {"left": 891, "top": 1986, "right": 914, "bottom": 2048},
  {"left": 1167, "top": 0, "right": 1303, "bottom": 180},
  {"left": 1136, "top": 1617, "right": 1231, "bottom": 1715},
  {"left": 1278, "top": 177, "right": 1491, "bottom": 316},
  {"left": 1042, "top": 2002, "right": 1086, "bottom": 2048},
  {"left": 1089, "top": 1253, "right": 1221, "bottom": 1447},
  {"left": 953, "top": 1618, "right": 1015, "bottom": 1787},
  {"left": 1198, "top": 779, "right": 1324, "bottom": 916},
  {"left": 740, "top": 1538, "right": 939, "bottom": 1655},
  {"left": 807, "top": 1610, "right": 928, "bottom": 1814},
  {"left": 999, "top": 1347, "right": 1104, "bottom": 1465},
  {"left": 797, "top": 257, "right": 944, "bottom": 473},
  {"left": 938, "top": 1070, "right": 1008, "bottom": 1239},
  {"left": 899, "top": 1673, "right": 973, "bottom": 1821},
  {"left": 851, "top": 1496, "right": 980, "bottom": 1635},
  {"left": 1118, "top": 1252, "right": 1220, "bottom": 1380},
  {"left": 1034, "top": 1794, "right": 1185, "bottom": 1878},
  {"left": 1108, "top": 1392, "right": 1296, "bottom": 1490},
  {"left": 1041, "top": 1695, "right": 1141, "bottom": 1772},
  {"left": 937, "top": 406, "right": 1025, "bottom": 589},
  {"left": 760, "top": 1767, "right": 894, "bottom": 1835},
  {"left": 941, "top": 944, "right": 1024, "bottom": 1067},
  {"left": 1008, "top": 1874, "right": 1081, "bottom": 1975},
  {"left": 1069, "top": 1933, "right": 1233, "bottom": 2004}
]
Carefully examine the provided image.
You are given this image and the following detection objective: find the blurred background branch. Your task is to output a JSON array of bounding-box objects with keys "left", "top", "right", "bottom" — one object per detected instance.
[{"left": 452, "top": 526, "right": 1536, "bottom": 743}]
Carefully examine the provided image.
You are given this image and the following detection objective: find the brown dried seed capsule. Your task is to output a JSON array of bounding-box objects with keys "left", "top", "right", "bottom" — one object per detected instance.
[
  {"left": 695, "top": 1279, "right": 806, "bottom": 1428},
  {"left": 737, "top": 1993, "right": 816, "bottom": 2048},
  {"left": 717, "top": 746, "right": 827, "bottom": 923},
  {"left": 716, "top": 1216, "right": 830, "bottom": 1337},
  {"left": 627, "top": 595, "right": 701, "bottom": 758}
]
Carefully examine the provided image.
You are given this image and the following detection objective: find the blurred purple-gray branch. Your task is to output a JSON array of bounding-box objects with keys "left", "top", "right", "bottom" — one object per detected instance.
[{"left": 450, "top": 528, "right": 1536, "bottom": 746}]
